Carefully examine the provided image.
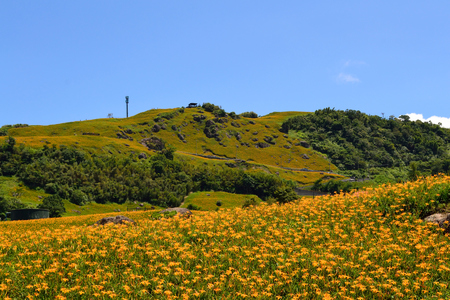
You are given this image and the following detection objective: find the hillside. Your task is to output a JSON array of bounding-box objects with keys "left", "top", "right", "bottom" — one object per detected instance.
[
  {"left": 0, "top": 104, "right": 346, "bottom": 217},
  {"left": 282, "top": 108, "right": 450, "bottom": 178},
  {"left": 2, "top": 105, "right": 338, "bottom": 182}
]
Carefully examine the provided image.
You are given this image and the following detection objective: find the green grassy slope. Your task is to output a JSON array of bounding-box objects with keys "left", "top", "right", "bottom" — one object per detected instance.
[
  {"left": 4, "top": 107, "right": 338, "bottom": 185},
  {"left": 181, "top": 191, "right": 262, "bottom": 211},
  {"left": 0, "top": 176, "right": 162, "bottom": 217}
]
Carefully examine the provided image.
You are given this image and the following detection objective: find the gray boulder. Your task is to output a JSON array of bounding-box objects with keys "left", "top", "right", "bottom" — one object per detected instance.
[
  {"left": 159, "top": 207, "right": 192, "bottom": 216},
  {"left": 94, "top": 215, "right": 136, "bottom": 226},
  {"left": 424, "top": 213, "right": 450, "bottom": 231}
]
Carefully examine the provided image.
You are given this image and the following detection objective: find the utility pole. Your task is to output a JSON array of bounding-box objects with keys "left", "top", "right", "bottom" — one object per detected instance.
[{"left": 125, "top": 96, "right": 129, "bottom": 118}]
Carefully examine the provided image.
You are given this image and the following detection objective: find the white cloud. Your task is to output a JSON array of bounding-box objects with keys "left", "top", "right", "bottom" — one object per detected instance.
[
  {"left": 406, "top": 113, "right": 450, "bottom": 128},
  {"left": 337, "top": 73, "right": 360, "bottom": 83}
]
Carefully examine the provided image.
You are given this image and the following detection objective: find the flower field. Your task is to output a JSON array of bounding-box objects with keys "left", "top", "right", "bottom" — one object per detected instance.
[{"left": 1, "top": 175, "right": 450, "bottom": 299}]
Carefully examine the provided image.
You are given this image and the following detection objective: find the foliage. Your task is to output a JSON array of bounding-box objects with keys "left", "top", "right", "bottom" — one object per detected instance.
[
  {"left": 186, "top": 203, "right": 201, "bottom": 210},
  {"left": 201, "top": 102, "right": 220, "bottom": 113},
  {"left": 312, "top": 178, "right": 356, "bottom": 194},
  {"left": 228, "top": 112, "right": 240, "bottom": 119},
  {"left": 240, "top": 111, "right": 259, "bottom": 118},
  {"left": 213, "top": 108, "right": 226, "bottom": 117},
  {"left": 0, "top": 139, "right": 298, "bottom": 208},
  {"left": 242, "top": 197, "right": 258, "bottom": 208},
  {"left": 0, "top": 194, "right": 27, "bottom": 219},
  {"left": 37, "top": 194, "right": 66, "bottom": 217},
  {"left": 282, "top": 108, "right": 450, "bottom": 175},
  {"left": 154, "top": 108, "right": 185, "bottom": 122}
]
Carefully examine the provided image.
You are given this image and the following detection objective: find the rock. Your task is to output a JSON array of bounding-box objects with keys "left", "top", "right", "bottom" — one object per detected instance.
[
  {"left": 177, "top": 133, "right": 186, "bottom": 141},
  {"left": 283, "top": 135, "right": 288, "bottom": 138},
  {"left": 140, "top": 137, "right": 165, "bottom": 150},
  {"left": 264, "top": 136, "right": 276, "bottom": 145},
  {"left": 205, "top": 119, "right": 216, "bottom": 127},
  {"left": 265, "top": 125, "right": 270, "bottom": 128},
  {"left": 300, "top": 141, "right": 310, "bottom": 148},
  {"left": 231, "top": 121, "right": 240, "bottom": 128},
  {"left": 235, "top": 133, "right": 242, "bottom": 141},
  {"left": 138, "top": 152, "right": 148, "bottom": 160},
  {"left": 139, "top": 203, "right": 144, "bottom": 207},
  {"left": 171, "top": 125, "right": 178, "bottom": 131},
  {"left": 248, "top": 120, "right": 255, "bottom": 125},
  {"left": 116, "top": 131, "right": 133, "bottom": 140},
  {"left": 424, "top": 213, "right": 450, "bottom": 231},
  {"left": 284, "top": 145, "right": 291, "bottom": 149},
  {"left": 158, "top": 207, "right": 192, "bottom": 216},
  {"left": 152, "top": 124, "right": 161, "bottom": 132},
  {"left": 252, "top": 138, "right": 259, "bottom": 142},
  {"left": 124, "top": 129, "right": 134, "bottom": 134},
  {"left": 213, "top": 117, "right": 228, "bottom": 124},
  {"left": 225, "top": 162, "right": 237, "bottom": 168},
  {"left": 253, "top": 131, "right": 258, "bottom": 135},
  {"left": 255, "top": 142, "right": 270, "bottom": 148},
  {"left": 193, "top": 114, "right": 206, "bottom": 122},
  {"left": 302, "top": 154, "right": 310, "bottom": 159},
  {"left": 94, "top": 215, "right": 136, "bottom": 226}
]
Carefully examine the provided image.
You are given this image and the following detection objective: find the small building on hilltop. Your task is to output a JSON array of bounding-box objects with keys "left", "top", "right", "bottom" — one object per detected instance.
[{"left": 187, "top": 103, "right": 198, "bottom": 108}]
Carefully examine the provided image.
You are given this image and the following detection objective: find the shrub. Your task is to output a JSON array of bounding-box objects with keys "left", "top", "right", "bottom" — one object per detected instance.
[
  {"left": 213, "top": 108, "right": 226, "bottom": 118},
  {"left": 70, "top": 190, "right": 89, "bottom": 206},
  {"left": 228, "top": 112, "right": 240, "bottom": 119},
  {"left": 0, "top": 195, "right": 26, "bottom": 216},
  {"left": 242, "top": 197, "right": 258, "bottom": 208},
  {"left": 37, "top": 195, "right": 65, "bottom": 218},
  {"left": 187, "top": 203, "right": 202, "bottom": 210},
  {"left": 240, "top": 111, "right": 258, "bottom": 118},
  {"left": 202, "top": 103, "right": 217, "bottom": 112}
]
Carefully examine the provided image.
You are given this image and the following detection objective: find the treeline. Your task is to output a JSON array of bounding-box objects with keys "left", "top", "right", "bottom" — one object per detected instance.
[
  {"left": 0, "top": 137, "right": 297, "bottom": 211},
  {"left": 281, "top": 108, "right": 450, "bottom": 175}
]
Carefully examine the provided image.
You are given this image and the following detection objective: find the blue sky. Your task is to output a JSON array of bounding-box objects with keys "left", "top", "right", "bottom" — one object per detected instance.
[{"left": 1, "top": 1, "right": 450, "bottom": 127}]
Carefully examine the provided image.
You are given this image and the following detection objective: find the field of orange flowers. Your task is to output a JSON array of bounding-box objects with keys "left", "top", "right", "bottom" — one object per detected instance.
[{"left": 1, "top": 175, "right": 450, "bottom": 299}]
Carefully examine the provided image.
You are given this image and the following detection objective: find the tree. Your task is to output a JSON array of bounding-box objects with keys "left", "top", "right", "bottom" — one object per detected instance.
[
  {"left": 408, "top": 162, "right": 420, "bottom": 181},
  {"left": 38, "top": 195, "right": 66, "bottom": 217}
]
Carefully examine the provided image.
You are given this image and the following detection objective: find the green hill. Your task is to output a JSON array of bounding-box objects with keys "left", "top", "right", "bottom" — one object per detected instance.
[
  {"left": 2, "top": 105, "right": 338, "bottom": 182},
  {"left": 282, "top": 108, "right": 450, "bottom": 179},
  {"left": 0, "top": 104, "right": 343, "bottom": 217}
]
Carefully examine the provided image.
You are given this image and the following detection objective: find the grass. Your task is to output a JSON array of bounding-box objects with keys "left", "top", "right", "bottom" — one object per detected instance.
[
  {"left": 0, "top": 176, "right": 49, "bottom": 207},
  {"left": 0, "top": 176, "right": 163, "bottom": 217},
  {"left": 181, "top": 191, "right": 261, "bottom": 211},
  {"left": 3, "top": 107, "right": 337, "bottom": 184},
  {"left": 1, "top": 175, "right": 450, "bottom": 299}
]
